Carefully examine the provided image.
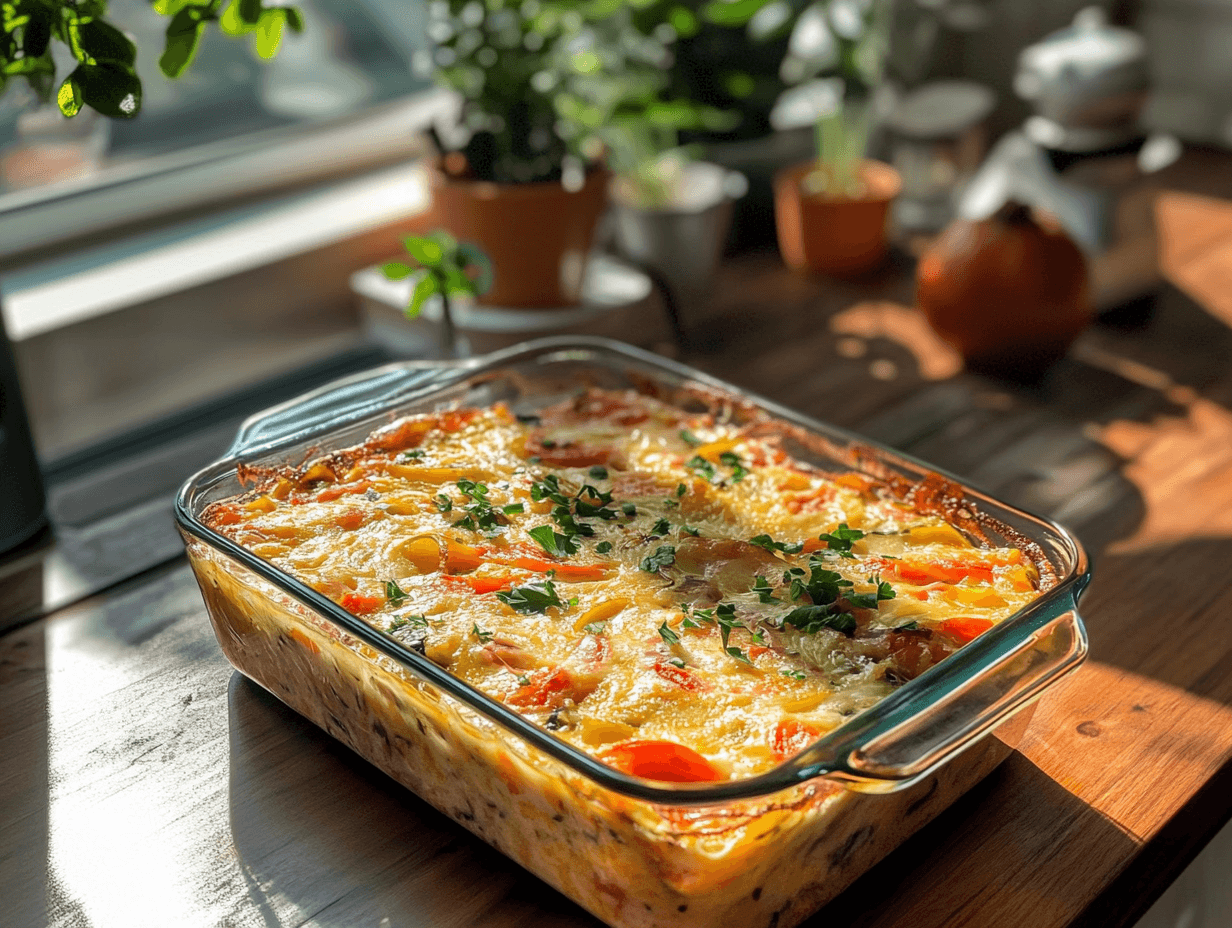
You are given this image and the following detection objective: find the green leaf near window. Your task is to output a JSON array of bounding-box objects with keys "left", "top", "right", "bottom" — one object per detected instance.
[
  {"left": 405, "top": 236, "right": 444, "bottom": 268},
  {"left": 381, "top": 261, "right": 414, "bottom": 281},
  {"left": 407, "top": 273, "right": 438, "bottom": 320},
  {"left": 72, "top": 20, "right": 137, "bottom": 67},
  {"left": 72, "top": 62, "right": 141, "bottom": 118},
  {"left": 159, "top": 8, "right": 207, "bottom": 79},
  {"left": 56, "top": 76, "right": 83, "bottom": 117},
  {"left": 254, "top": 9, "right": 288, "bottom": 60}
]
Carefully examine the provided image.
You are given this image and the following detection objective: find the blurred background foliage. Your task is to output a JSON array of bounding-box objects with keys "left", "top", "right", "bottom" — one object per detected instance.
[{"left": 1, "top": 0, "right": 301, "bottom": 119}]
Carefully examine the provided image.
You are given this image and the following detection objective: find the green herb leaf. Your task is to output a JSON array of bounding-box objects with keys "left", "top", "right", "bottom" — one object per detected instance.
[
  {"left": 748, "top": 534, "right": 805, "bottom": 555},
  {"left": 435, "top": 494, "right": 452, "bottom": 513},
  {"left": 385, "top": 580, "right": 408, "bottom": 605},
  {"left": 588, "top": 465, "right": 608, "bottom": 480},
  {"left": 502, "top": 503, "right": 525, "bottom": 515},
  {"left": 752, "top": 575, "right": 779, "bottom": 604},
  {"left": 531, "top": 474, "right": 570, "bottom": 507},
  {"left": 894, "top": 621, "right": 920, "bottom": 631},
  {"left": 782, "top": 605, "right": 857, "bottom": 635},
  {"left": 680, "top": 525, "right": 701, "bottom": 537},
  {"left": 595, "top": 541, "right": 613, "bottom": 555},
  {"left": 667, "top": 657, "right": 687, "bottom": 669},
  {"left": 675, "top": 482, "right": 687, "bottom": 497},
  {"left": 471, "top": 623, "right": 495, "bottom": 643},
  {"left": 658, "top": 621, "right": 680, "bottom": 645},
  {"left": 650, "top": 517, "right": 671, "bottom": 537},
  {"left": 818, "top": 523, "right": 865, "bottom": 557},
  {"left": 719, "top": 451, "right": 749, "bottom": 482},
  {"left": 621, "top": 502, "right": 637, "bottom": 517},
  {"left": 400, "top": 449, "right": 425, "bottom": 461},
  {"left": 528, "top": 524, "right": 579, "bottom": 557},
  {"left": 496, "top": 578, "right": 564, "bottom": 614},
  {"left": 781, "top": 669, "right": 807, "bottom": 681},
  {"left": 726, "top": 646, "right": 752, "bottom": 664},
  {"left": 686, "top": 455, "right": 716, "bottom": 482},
  {"left": 639, "top": 544, "right": 676, "bottom": 573},
  {"left": 582, "top": 621, "right": 608, "bottom": 635},
  {"left": 848, "top": 577, "right": 896, "bottom": 609},
  {"left": 679, "top": 430, "right": 702, "bottom": 447},
  {"left": 389, "top": 614, "right": 427, "bottom": 633}
]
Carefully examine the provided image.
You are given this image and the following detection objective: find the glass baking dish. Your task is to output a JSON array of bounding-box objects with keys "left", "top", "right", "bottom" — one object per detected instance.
[{"left": 176, "top": 336, "right": 1089, "bottom": 928}]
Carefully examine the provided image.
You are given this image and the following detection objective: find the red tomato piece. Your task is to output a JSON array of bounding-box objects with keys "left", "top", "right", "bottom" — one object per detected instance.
[
  {"left": 339, "top": 593, "right": 385, "bottom": 615},
  {"left": 333, "top": 508, "right": 368, "bottom": 531},
  {"left": 441, "top": 575, "right": 515, "bottom": 595},
  {"left": 506, "top": 667, "right": 574, "bottom": 708},
  {"left": 315, "top": 481, "right": 370, "bottom": 503},
  {"left": 772, "top": 720, "right": 822, "bottom": 761},
  {"left": 651, "top": 660, "right": 709, "bottom": 693},
  {"left": 939, "top": 616, "right": 994, "bottom": 644},
  {"left": 601, "top": 740, "right": 725, "bottom": 783}
]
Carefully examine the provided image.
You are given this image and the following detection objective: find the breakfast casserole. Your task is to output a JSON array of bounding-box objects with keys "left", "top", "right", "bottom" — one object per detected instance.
[{"left": 185, "top": 378, "right": 1073, "bottom": 928}]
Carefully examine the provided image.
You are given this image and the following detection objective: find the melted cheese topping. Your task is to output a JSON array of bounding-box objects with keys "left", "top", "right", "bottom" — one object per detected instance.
[{"left": 208, "top": 390, "right": 1041, "bottom": 781}]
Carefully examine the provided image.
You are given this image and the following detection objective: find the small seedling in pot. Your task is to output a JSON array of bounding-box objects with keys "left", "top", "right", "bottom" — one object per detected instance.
[{"left": 382, "top": 232, "right": 493, "bottom": 359}]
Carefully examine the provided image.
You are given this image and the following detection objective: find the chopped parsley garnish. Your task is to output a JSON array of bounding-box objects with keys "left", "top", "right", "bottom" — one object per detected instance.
[
  {"left": 679, "top": 430, "right": 702, "bottom": 447},
  {"left": 686, "top": 455, "right": 716, "bottom": 482},
  {"left": 675, "top": 482, "right": 687, "bottom": 497},
  {"left": 847, "top": 577, "right": 896, "bottom": 610},
  {"left": 528, "top": 524, "right": 580, "bottom": 557},
  {"left": 449, "top": 479, "right": 512, "bottom": 533},
  {"left": 588, "top": 465, "right": 608, "bottom": 480},
  {"left": 595, "top": 540, "right": 613, "bottom": 555},
  {"left": 818, "top": 523, "right": 865, "bottom": 558},
  {"left": 894, "top": 621, "right": 920, "bottom": 631},
  {"left": 639, "top": 544, "right": 676, "bottom": 573},
  {"left": 501, "top": 503, "right": 525, "bottom": 515},
  {"left": 496, "top": 578, "right": 565, "bottom": 614},
  {"left": 667, "top": 657, "right": 687, "bottom": 669},
  {"left": 455, "top": 479, "right": 488, "bottom": 502},
  {"left": 551, "top": 504, "right": 596, "bottom": 538},
  {"left": 719, "top": 451, "right": 749, "bottom": 482},
  {"left": 782, "top": 604, "right": 857, "bottom": 635},
  {"left": 658, "top": 621, "right": 680, "bottom": 645},
  {"left": 749, "top": 534, "right": 804, "bottom": 555},
  {"left": 471, "top": 623, "right": 495, "bottom": 643},
  {"left": 389, "top": 614, "right": 427, "bottom": 633},
  {"left": 400, "top": 449, "right": 425, "bottom": 461},
  {"left": 781, "top": 669, "right": 807, "bottom": 681},
  {"left": 385, "top": 580, "right": 409, "bottom": 605},
  {"left": 710, "top": 602, "right": 764, "bottom": 664},
  {"left": 531, "top": 474, "right": 570, "bottom": 506},
  {"left": 650, "top": 517, "right": 671, "bottom": 537},
  {"left": 582, "top": 621, "right": 608, "bottom": 635},
  {"left": 434, "top": 494, "right": 452, "bottom": 513},
  {"left": 621, "top": 502, "right": 637, "bottom": 517},
  {"left": 515, "top": 673, "right": 531, "bottom": 686},
  {"left": 752, "top": 575, "right": 779, "bottom": 603},
  {"left": 680, "top": 525, "right": 701, "bottom": 537}
]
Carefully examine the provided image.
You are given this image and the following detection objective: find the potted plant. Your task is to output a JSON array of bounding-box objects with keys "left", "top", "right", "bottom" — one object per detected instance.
[
  {"left": 422, "top": 0, "right": 614, "bottom": 309},
  {"left": 548, "top": 2, "right": 746, "bottom": 316},
  {"left": 767, "top": 0, "right": 902, "bottom": 276},
  {"left": 381, "top": 231, "right": 492, "bottom": 359}
]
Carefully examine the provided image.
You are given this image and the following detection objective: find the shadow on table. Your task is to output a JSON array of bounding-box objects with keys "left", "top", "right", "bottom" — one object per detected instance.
[{"left": 226, "top": 673, "right": 601, "bottom": 928}]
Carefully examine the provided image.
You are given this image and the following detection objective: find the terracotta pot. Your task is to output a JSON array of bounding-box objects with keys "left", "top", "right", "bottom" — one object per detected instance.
[
  {"left": 773, "top": 159, "right": 901, "bottom": 276},
  {"left": 429, "top": 165, "right": 609, "bottom": 308}
]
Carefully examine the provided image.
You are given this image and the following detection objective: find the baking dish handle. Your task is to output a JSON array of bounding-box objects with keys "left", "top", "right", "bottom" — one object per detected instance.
[
  {"left": 795, "top": 594, "right": 1087, "bottom": 792},
  {"left": 226, "top": 359, "right": 479, "bottom": 458}
]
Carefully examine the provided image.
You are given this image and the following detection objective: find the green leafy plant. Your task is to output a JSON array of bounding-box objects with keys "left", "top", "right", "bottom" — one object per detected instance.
[
  {"left": 1, "top": 0, "right": 301, "bottom": 119},
  {"left": 382, "top": 231, "right": 493, "bottom": 358},
  {"left": 720, "top": 0, "right": 893, "bottom": 197},
  {"left": 423, "top": 0, "right": 742, "bottom": 193}
]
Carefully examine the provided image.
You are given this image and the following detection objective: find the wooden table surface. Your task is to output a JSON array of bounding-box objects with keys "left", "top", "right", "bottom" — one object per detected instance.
[{"left": 6, "top": 164, "right": 1232, "bottom": 928}]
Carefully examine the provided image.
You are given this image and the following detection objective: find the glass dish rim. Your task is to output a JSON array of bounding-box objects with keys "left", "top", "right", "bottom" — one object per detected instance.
[{"left": 175, "top": 336, "right": 1090, "bottom": 805}]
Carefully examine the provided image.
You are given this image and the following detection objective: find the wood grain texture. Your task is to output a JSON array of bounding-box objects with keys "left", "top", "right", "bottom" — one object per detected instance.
[{"left": 6, "top": 164, "right": 1232, "bottom": 927}]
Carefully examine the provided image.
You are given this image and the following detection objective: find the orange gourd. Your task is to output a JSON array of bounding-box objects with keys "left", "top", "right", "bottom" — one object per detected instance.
[{"left": 916, "top": 201, "right": 1091, "bottom": 379}]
